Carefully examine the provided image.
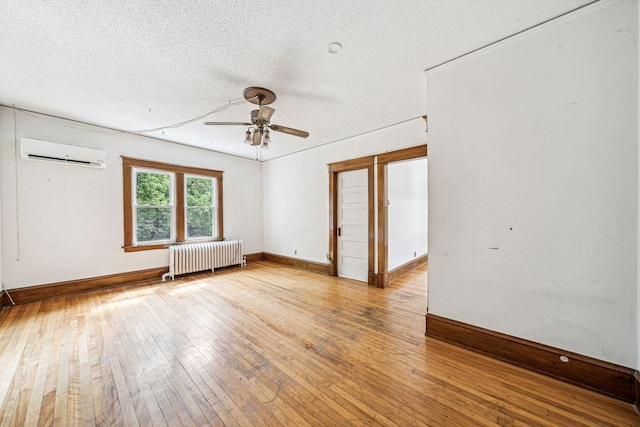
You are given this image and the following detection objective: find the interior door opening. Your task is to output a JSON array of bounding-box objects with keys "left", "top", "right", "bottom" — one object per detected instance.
[{"left": 387, "top": 158, "right": 428, "bottom": 284}]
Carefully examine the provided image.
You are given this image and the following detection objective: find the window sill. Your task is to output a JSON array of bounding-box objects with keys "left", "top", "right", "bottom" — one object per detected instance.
[{"left": 123, "top": 238, "right": 224, "bottom": 252}]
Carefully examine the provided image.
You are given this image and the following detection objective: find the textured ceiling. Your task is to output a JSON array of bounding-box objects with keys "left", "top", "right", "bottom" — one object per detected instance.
[{"left": 0, "top": 0, "right": 593, "bottom": 161}]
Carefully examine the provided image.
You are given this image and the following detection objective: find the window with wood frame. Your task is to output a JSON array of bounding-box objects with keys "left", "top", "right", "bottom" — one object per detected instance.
[{"left": 122, "top": 157, "right": 223, "bottom": 252}]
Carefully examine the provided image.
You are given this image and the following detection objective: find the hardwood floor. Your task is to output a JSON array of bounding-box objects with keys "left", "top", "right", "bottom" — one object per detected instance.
[{"left": 0, "top": 261, "right": 637, "bottom": 426}]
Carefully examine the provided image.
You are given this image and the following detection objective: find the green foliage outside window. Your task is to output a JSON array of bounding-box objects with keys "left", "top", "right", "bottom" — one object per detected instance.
[
  {"left": 187, "top": 177, "right": 214, "bottom": 238},
  {"left": 136, "top": 172, "right": 171, "bottom": 242}
]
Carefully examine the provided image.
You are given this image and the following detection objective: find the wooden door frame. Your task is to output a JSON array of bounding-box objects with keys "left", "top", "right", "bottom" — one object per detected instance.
[
  {"left": 377, "top": 145, "right": 428, "bottom": 288},
  {"left": 328, "top": 145, "right": 427, "bottom": 289},
  {"left": 328, "top": 156, "right": 376, "bottom": 286}
]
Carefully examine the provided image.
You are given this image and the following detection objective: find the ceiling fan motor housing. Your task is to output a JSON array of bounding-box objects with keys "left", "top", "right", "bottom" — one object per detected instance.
[
  {"left": 250, "top": 110, "right": 268, "bottom": 129},
  {"left": 243, "top": 87, "right": 277, "bottom": 105}
]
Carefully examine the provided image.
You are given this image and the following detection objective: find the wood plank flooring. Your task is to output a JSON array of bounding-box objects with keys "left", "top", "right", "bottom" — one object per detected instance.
[{"left": 0, "top": 261, "right": 638, "bottom": 426}]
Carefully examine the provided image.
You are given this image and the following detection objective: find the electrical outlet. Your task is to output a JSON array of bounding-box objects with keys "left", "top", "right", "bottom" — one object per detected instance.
[
  {"left": 414, "top": 251, "right": 417, "bottom": 257},
  {"left": 294, "top": 250, "right": 297, "bottom": 255}
]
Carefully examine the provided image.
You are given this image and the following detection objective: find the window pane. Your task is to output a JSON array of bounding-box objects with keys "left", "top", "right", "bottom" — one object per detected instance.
[
  {"left": 136, "top": 207, "right": 171, "bottom": 242},
  {"left": 187, "top": 177, "right": 213, "bottom": 207},
  {"left": 187, "top": 207, "right": 213, "bottom": 238},
  {"left": 136, "top": 172, "right": 170, "bottom": 205}
]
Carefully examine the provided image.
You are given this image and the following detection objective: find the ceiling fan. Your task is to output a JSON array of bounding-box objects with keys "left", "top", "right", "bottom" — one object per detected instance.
[{"left": 205, "top": 87, "right": 309, "bottom": 149}]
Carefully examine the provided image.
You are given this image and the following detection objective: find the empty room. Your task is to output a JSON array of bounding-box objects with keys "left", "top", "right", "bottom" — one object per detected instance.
[{"left": 1, "top": 0, "right": 639, "bottom": 425}]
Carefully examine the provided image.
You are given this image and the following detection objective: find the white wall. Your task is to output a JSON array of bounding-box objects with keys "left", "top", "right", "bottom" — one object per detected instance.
[
  {"left": 263, "top": 120, "right": 427, "bottom": 264},
  {"left": 0, "top": 151, "right": 2, "bottom": 293},
  {"left": 427, "top": 0, "right": 638, "bottom": 367},
  {"left": 0, "top": 107, "right": 263, "bottom": 289},
  {"left": 388, "top": 158, "right": 428, "bottom": 270},
  {"left": 637, "top": 0, "right": 640, "bottom": 371}
]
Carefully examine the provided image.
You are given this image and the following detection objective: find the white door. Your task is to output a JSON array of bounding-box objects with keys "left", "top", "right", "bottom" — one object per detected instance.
[{"left": 337, "top": 169, "right": 368, "bottom": 282}]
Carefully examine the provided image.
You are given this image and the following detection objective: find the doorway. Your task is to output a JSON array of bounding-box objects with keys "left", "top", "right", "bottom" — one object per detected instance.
[
  {"left": 387, "top": 158, "right": 428, "bottom": 283},
  {"left": 376, "top": 145, "right": 428, "bottom": 288},
  {"left": 328, "top": 156, "right": 375, "bottom": 285},
  {"left": 328, "top": 145, "right": 427, "bottom": 288}
]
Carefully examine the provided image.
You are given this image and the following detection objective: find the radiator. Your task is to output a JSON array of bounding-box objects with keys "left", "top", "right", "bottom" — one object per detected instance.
[{"left": 162, "top": 240, "right": 245, "bottom": 281}]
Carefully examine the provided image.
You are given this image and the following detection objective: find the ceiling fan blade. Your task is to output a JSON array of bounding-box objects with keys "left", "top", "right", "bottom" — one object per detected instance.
[
  {"left": 269, "top": 124, "right": 309, "bottom": 138},
  {"left": 204, "top": 121, "right": 252, "bottom": 126},
  {"left": 258, "top": 106, "right": 275, "bottom": 121}
]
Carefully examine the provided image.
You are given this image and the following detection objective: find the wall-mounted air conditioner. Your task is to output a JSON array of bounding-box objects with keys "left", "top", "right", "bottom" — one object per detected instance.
[{"left": 20, "top": 138, "right": 106, "bottom": 169}]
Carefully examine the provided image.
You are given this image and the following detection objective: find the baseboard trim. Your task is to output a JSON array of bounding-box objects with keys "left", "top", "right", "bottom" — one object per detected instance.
[
  {"left": 2, "top": 252, "right": 329, "bottom": 306},
  {"left": 368, "top": 272, "right": 379, "bottom": 288},
  {"left": 635, "top": 372, "right": 640, "bottom": 413},
  {"left": 5, "top": 267, "right": 169, "bottom": 305},
  {"left": 263, "top": 252, "right": 330, "bottom": 275},
  {"left": 425, "top": 313, "right": 636, "bottom": 403},
  {"left": 244, "top": 252, "right": 265, "bottom": 263},
  {"left": 388, "top": 254, "right": 428, "bottom": 283}
]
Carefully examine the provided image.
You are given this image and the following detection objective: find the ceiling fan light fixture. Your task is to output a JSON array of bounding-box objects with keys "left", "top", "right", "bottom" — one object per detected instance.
[
  {"left": 244, "top": 129, "right": 252, "bottom": 144},
  {"left": 251, "top": 129, "right": 262, "bottom": 146},
  {"left": 262, "top": 130, "right": 271, "bottom": 149}
]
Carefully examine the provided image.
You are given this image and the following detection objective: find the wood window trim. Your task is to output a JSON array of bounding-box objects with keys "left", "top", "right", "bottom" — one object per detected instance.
[
  {"left": 122, "top": 156, "right": 224, "bottom": 252},
  {"left": 327, "top": 155, "right": 376, "bottom": 286}
]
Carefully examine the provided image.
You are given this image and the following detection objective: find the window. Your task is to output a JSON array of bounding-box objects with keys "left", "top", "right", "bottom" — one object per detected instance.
[
  {"left": 122, "top": 157, "right": 223, "bottom": 252},
  {"left": 134, "top": 170, "right": 174, "bottom": 244},
  {"left": 186, "top": 175, "right": 217, "bottom": 239}
]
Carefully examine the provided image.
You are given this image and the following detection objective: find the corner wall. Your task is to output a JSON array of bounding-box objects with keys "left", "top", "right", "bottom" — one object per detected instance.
[
  {"left": 426, "top": 0, "right": 638, "bottom": 367},
  {"left": 637, "top": 0, "right": 640, "bottom": 372},
  {"left": 0, "top": 132, "right": 3, "bottom": 294},
  {"left": 0, "top": 107, "right": 263, "bottom": 289}
]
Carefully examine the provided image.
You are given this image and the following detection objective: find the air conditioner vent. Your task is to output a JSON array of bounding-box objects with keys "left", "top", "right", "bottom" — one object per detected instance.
[
  {"left": 20, "top": 138, "right": 106, "bottom": 169},
  {"left": 27, "top": 154, "right": 93, "bottom": 165}
]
